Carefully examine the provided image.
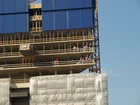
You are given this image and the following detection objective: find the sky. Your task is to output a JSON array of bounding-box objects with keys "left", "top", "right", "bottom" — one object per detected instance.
[
  {"left": 33, "top": 0, "right": 140, "bottom": 105},
  {"left": 99, "top": 0, "right": 140, "bottom": 105}
]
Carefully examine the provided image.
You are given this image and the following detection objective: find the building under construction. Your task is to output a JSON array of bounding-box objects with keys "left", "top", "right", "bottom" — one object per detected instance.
[{"left": 0, "top": 0, "right": 108, "bottom": 105}]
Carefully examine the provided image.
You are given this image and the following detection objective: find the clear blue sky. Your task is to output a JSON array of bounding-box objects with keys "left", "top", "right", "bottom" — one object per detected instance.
[
  {"left": 99, "top": 0, "right": 140, "bottom": 105},
  {"left": 33, "top": 0, "right": 140, "bottom": 105}
]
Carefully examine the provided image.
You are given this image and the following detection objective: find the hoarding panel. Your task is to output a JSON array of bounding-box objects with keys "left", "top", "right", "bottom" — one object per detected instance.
[
  {"left": 42, "top": 0, "right": 54, "bottom": 11},
  {"left": 0, "top": 15, "right": 5, "bottom": 33},
  {"left": 15, "top": 0, "right": 28, "bottom": 13},
  {"left": 9, "top": 0, "right": 15, "bottom": 13},
  {"left": 66, "top": 0, "right": 81, "bottom": 9},
  {"left": 81, "top": 0, "right": 92, "bottom": 8},
  {"left": 0, "top": 0, "right": 2, "bottom": 13},
  {"left": 0, "top": 0, "right": 28, "bottom": 14},
  {"left": 81, "top": 9, "right": 93, "bottom": 28},
  {"left": 42, "top": 9, "right": 94, "bottom": 31},
  {"left": 4, "top": 15, "right": 14, "bottom": 33},
  {"left": 55, "top": 0, "right": 66, "bottom": 10},
  {"left": 42, "top": 0, "right": 93, "bottom": 11},
  {"left": 42, "top": 12, "right": 54, "bottom": 30},
  {"left": 55, "top": 11, "right": 67, "bottom": 30},
  {"left": 2, "top": 0, "right": 9, "bottom": 14},
  {"left": 0, "top": 16, "right": 2, "bottom": 33},
  {"left": 0, "top": 14, "right": 28, "bottom": 34},
  {"left": 3, "top": 0, "right": 12, "bottom": 13},
  {"left": 15, "top": 14, "right": 29, "bottom": 33},
  {"left": 69, "top": 10, "right": 81, "bottom": 29}
]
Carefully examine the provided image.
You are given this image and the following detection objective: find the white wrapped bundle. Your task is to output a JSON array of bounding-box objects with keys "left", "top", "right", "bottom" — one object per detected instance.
[
  {"left": 30, "top": 73, "right": 108, "bottom": 105},
  {"left": 0, "top": 78, "right": 11, "bottom": 105}
]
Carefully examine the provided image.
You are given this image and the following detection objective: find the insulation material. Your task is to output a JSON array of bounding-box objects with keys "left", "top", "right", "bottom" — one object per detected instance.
[
  {"left": 30, "top": 73, "right": 108, "bottom": 105},
  {"left": 0, "top": 78, "right": 11, "bottom": 105}
]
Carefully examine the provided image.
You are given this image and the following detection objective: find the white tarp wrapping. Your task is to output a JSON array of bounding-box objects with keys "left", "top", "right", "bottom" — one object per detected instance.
[
  {"left": 30, "top": 73, "right": 108, "bottom": 105},
  {"left": 0, "top": 78, "right": 11, "bottom": 105}
]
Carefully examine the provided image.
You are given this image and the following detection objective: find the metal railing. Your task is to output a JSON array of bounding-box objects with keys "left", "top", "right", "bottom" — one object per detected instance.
[
  {"left": 11, "top": 78, "right": 30, "bottom": 83},
  {"left": 0, "top": 47, "right": 93, "bottom": 58},
  {"left": 30, "top": 27, "right": 42, "bottom": 32},
  {"left": 0, "top": 59, "right": 94, "bottom": 69},
  {"left": 1, "top": 63, "right": 34, "bottom": 69},
  {"left": 30, "top": 15, "right": 42, "bottom": 21},
  {"left": 38, "top": 47, "right": 94, "bottom": 55},
  {"left": 0, "top": 52, "right": 21, "bottom": 57},
  {"left": 0, "top": 35, "right": 94, "bottom": 45}
]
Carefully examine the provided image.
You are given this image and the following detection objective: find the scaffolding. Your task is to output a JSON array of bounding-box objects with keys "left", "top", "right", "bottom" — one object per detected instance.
[
  {"left": 0, "top": 28, "right": 95, "bottom": 80},
  {"left": 0, "top": 1, "right": 101, "bottom": 81},
  {"left": 0, "top": 1, "right": 104, "bottom": 105}
]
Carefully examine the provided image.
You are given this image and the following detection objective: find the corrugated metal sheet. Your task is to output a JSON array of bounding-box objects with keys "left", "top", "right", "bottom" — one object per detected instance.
[
  {"left": 0, "top": 0, "right": 2, "bottom": 14},
  {"left": 81, "top": 0, "right": 93, "bottom": 8},
  {"left": 15, "top": 14, "right": 29, "bottom": 33},
  {"left": 42, "top": 11, "right": 67, "bottom": 30},
  {"left": 55, "top": 0, "right": 66, "bottom": 10},
  {"left": 42, "top": 9, "right": 93, "bottom": 30},
  {"left": 55, "top": 11, "right": 67, "bottom": 29},
  {"left": 42, "top": 0, "right": 94, "bottom": 30},
  {"left": 81, "top": 9, "right": 93, "bottom": 28},
  {"left": 42, "top": 0, "right": 93, "bottom": 11},
  {"left": 0, "top": 0, "right": 28, "bottom": 14},
  {"left": 67, "top": 0, "right": 83, "bottom": 9},
  {"left": 69, "top": 10, "right": 81, "bottom": 29},
  {"left": 0, "top": 14, "right": 29, "bottom": 34},
  {"left": 42, "top": 12, "right": 54, "bottom": 30},
  {"left": 42, "top": 0, "right": 54, "bottom": 11},
  {"left": 0, "top": 16, "right": 2, "bottom": 33}
]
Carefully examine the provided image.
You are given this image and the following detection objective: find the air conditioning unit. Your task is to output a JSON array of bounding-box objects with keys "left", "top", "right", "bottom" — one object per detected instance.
[{"left": 19, "top": 44, "right": 34, "bottom": 56}]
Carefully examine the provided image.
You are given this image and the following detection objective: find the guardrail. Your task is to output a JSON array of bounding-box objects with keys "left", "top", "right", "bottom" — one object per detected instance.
[
  {"left": 0, "top": 35, "right": 94, "bottom": 45},
  {"left": 0, "top": 52, "right": 21, "bottom": 57},
  {"left": 11, "top": 78, "right": 30, "bottom": 83},
  {"left": 30, "top": 27, "right": 42, "bottom": 32},
  {"left": 0, "top": 47, "right": 94, "bottom": 58},
  {"left": 38, "top": 47, "right": 94, "bottom": 55},
  {"left": 30, "top": 15, "right": 42, "bottom": 21},
  {"left": 0, "top": 59, "right": 94, "bottom": 69}
]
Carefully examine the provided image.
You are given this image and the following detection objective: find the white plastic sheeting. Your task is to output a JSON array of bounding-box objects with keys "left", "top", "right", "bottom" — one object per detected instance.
[
  {"left": 30, "top": 73, "right": 108, "bottom": 105},
  {"left": 0, "top": 78, "right": 11, "bottom": 105}
]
